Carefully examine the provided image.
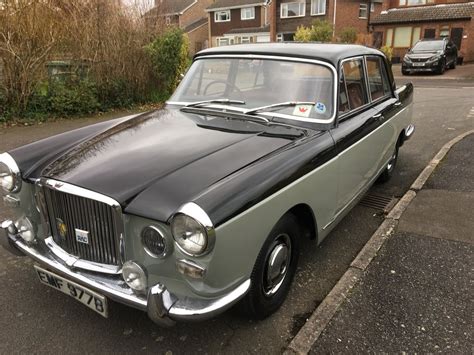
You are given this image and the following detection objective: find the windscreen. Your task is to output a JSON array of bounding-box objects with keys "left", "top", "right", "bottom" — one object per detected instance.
[
  {"left": 170, "top": 58, "right": 335, "bottom": 121},
  {"left": 412, "top": 41, "right": 444, "bottom": 51}
]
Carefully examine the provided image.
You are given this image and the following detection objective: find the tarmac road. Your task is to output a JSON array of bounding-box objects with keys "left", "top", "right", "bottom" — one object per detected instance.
[{"left": 0, "top": 75, "right": 473, "bottom": 354}]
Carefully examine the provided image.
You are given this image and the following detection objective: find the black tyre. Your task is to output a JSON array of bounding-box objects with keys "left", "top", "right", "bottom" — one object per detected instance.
[
  {"left": 401, "top": 68, "right": 409, "bottom": 76},
  {"left": 239, "top": 213, "right": 301, "bottom": 319},
  {"left": 449, "top": 58, "right": 457, "bottom": 69},
  {"left": 378, "top": 142, "right": 399, "bottom": 183},
  {"left": 437, "top": 59, "right": 446, "bottom": 75}
]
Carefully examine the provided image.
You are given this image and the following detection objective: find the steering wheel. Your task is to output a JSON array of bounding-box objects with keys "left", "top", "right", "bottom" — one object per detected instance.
[{"left": 203, "top": 80, "right": 242, "bottom": 96}]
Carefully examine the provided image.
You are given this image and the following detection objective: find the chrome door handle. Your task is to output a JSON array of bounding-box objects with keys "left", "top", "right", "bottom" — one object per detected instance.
[
  {"left": 394, "top": 101, "right": 402, "bottom": 107},
  {"left": 373, "top": 113, "right": 384, "bottom": 120}
]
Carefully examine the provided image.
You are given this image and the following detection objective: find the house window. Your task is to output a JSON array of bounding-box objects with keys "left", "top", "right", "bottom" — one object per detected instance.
[
  {"left": 277, "top": 34, "right": 283, "bottom": 42},
  {"left": 385, "top": 28, "right": 393, "bottom": 47},
  {"left": 241, "top": 7, "right": 255, "bottom": 20},
  {"left": 440, "top": 26, "right": 450, "bottom": 38},
  {"left": 399, "top": 0, "right": 435, "bottom": 5},
  {"left": 165, "top": 16, "right": 171, "bottom": 25},
  {"left": 281, "top": 2, "right": 305, "bottom": 18},
  {"left": 214, "top": 10, "right": 231, "bottom": 22},
  {"left": 241, "top": 36, "right": 251, "bottom": 44},
  {"left": 393, "top": 27, "right": 412, "bottom": 47},
  {"left": 370, "top": 2, "right": 375, "bottom": 12},
  {"left": 411, "top": 27, "right": 421, "bottom": 46},
  {"left": 359, "top": 4, "right": 368, "bottom": 19},
  {"left": 311, "top": 0, "right": 326, "bottom": 15},
  {"left": 218, "top": 37, "right": 230, "bottom": 46}
]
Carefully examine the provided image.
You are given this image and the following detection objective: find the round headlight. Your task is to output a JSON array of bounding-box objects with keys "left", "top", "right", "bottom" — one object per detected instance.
[
  {"left": 141, "top": 226, "right": 167, "bottom": 258},
  {"left": 171, "top": 214, "right": 208, "bottom": 256},
  {"left": 0, "top": 153, "right": 21, "bottom": 193},
  {"left": 122, "top": 261, "right": 147, "bottom": 292}
]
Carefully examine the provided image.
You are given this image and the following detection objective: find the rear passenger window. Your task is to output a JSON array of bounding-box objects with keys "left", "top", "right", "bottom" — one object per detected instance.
[
  {"left": 366, "top": 57, "right": 391, "bottom": 100},
  {"left": 341, "top": 59, "right": 368, "bottom": 111}
]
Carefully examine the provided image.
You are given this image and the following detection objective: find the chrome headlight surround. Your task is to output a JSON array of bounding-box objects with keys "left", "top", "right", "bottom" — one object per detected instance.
[
  {"left": 0, "top": 153, "right": 22, "bottom": 193},
  {"left": 170, "top": 202, "right": 215, "bottom": 257},
  {"left": 403, "top": 55, "right": 412, "bottom": 63}
]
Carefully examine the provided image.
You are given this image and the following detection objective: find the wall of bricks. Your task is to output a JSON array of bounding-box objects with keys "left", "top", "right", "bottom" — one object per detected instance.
[
  {"left": 373, "top": 19, "right": 474, "bottom": 62},
  {"left": 187, "top": 22, "right": 209, "bottom": 54},
  {"left": 210, "top": 7, "right": 264, "bottom": 37}
]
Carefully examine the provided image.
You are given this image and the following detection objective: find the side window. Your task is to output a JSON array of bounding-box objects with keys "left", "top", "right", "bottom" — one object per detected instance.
[
  {"left": 339, "top": 71, "right": 350, "bottom": 114},
  {"left": 366, "top": 56, "right": 391, "bottom": 101},
  {"left": 342, "top": 59, "right": 368, "bottom": 111}
]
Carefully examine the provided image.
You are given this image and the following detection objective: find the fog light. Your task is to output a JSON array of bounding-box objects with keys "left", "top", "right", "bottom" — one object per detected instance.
[
  {"left": 141, "top": 226, "right": 167, "bottom": 258},
  {"left": 176, "top": 259, "right": 206, "bottom": 279},
  {"left": 17, "top": 217, "right": 35, "bottom": 243},
  {"left": 122, "top": 261, "right": 147, "bottom": 292}
]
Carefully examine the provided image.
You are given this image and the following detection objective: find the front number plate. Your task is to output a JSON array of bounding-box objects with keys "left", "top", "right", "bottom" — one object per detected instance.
[
  {"left": 413, "top": 62, "right": 425, "bottom": 67},
  {"left": 34, "top": 266, "right": 108, "bottom": 318}
]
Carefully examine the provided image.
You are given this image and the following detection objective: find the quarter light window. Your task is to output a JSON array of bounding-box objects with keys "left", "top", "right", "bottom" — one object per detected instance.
[
  {"left": 311, "top": 0, "right": 326, "bottom": 15},
  {"left": 281, "top": 2, "right": 306, "bottom": 18},
  {"left": 241, "top": 7, "right": 255, "bottom": 20},
  {"left": 341, "top": 59, "right": 368, "bottom": 110},
  {"left": 366, "top": 57, "right": 391, "bottom": 101},
  {"left": 215, "top": 10, "right": 231, "bottom": 22}
]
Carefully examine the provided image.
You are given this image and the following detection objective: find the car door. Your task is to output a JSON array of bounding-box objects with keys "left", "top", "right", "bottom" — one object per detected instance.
[
  {"left": 330, "top": 57, "right": 380, "bottom": 214},
  {"left": 365, "top": 56, "right": 399, "bottom": 171}
]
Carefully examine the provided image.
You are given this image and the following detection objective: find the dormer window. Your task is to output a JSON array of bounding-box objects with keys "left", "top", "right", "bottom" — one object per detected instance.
[{"left": 215, "top": 10, "right": 231, "bottom": 22}]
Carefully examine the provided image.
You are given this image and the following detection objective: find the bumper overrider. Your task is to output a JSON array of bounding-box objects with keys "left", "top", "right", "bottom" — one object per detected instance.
[{"left": 1, "top": 223, "right": 250, "bottom": 326}]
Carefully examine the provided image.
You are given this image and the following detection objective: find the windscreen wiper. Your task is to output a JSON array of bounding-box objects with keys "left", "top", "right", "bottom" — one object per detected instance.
[
  {"left": 244, "top": 101, "right": 315, "bottom": 115},
  {"left": 184, "top": 99, "right": 246, "bottom": 108}
]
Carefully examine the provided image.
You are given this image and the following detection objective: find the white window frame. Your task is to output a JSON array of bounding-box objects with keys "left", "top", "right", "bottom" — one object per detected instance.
[
  {"left": 359, "top": 3, "right": 368, "bottom": 19},
  {"left": 370, "top": 2, "right": 375, "bottom": 12},
  {"left": 217, "top": 37, "right": 230, "bottom": 46},
  {"left": 165, "top": 16, "right": 171, "bottom": 25},
  {"left": 241, "top": 36, "right": 251, "bottom": 44},
  {"left": 276, "top": 33, "right": 283, "bottom": 42},
  {"left": 311, "top": 0, "right": 326, "bottom": 16},
  {"left": 281, "top": 2, "right": 306, "bottom": 19},
  {"left": 214, "top": 10, "right": 231, "bottom": 23},
  {"left": 241, "top": 7, "right": 255, "bottom": 20}
]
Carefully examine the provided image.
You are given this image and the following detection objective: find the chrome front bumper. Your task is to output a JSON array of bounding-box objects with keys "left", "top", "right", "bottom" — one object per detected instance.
[{"left": 1, "top": 225, "right": 250, "bottom": 327}]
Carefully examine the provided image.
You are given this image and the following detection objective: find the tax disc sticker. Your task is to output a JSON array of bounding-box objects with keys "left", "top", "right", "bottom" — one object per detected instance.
[
  {"left": 293, "top": 105, "right": 313, "bottom": 118},
  {"left": 315, "top": 102, "right": 326, "bottom": 114}
]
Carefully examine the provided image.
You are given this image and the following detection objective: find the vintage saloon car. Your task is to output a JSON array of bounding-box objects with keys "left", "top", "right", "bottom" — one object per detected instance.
[{"left": 1, "top": 44, "right": 414, "bottom": 326}]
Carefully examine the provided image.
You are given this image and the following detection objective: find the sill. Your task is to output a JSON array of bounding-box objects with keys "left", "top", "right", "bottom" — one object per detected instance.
[
  {"left": 241, "top": 17, "right": 255, "bottom": 21},
  {"left": 311, "top": 12, "right": 326, "bottom": 16},
  {"left": 359, "top": 17, "right": 368, "bottom": 19},
  {"left": 281, "top": 15, "right": 306, "bottom": 19},
  {"left": 214, "top": 20, "right": 231, "bottom": 23}
]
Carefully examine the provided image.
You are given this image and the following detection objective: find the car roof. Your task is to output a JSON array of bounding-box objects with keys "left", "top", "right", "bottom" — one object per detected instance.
[{"left": 195, "top": 43, "right": 384, "bottom": 67}]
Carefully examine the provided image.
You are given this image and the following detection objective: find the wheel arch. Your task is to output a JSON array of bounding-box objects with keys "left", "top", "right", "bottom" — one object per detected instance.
[{"left": 286, "top": 203, "right": 318, "bottom": 243}]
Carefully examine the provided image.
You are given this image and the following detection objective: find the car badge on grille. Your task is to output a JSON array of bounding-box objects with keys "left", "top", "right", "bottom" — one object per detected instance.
[
  {"left": 75, "top": 229, "right": 90, "bottom": 245},
  {"left": 56, "top": 218, "right": 68, "bottom": 239}
]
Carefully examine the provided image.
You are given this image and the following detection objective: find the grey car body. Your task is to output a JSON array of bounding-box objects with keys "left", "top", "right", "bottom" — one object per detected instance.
[{"left": 1, "top": 44, "right": 414, "bottom": 326}]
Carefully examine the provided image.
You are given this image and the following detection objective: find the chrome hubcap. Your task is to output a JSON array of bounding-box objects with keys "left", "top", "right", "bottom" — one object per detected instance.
[{"left": 263, "top": 234, "right": 291, "bottom": 297}]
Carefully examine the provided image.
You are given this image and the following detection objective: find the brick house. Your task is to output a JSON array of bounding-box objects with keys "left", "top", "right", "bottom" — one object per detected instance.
[
  {"left": 144, "top": 0, "right": 213, "bottom": 54},
  {"left": 206, "top": 0, "right": 272, "bottom": 47},
  {"left": 370, "top": 1, "right": 474, "bottom": 62},
  {"left": 267, "top": 0, "right": 385, "bottom": 42}
]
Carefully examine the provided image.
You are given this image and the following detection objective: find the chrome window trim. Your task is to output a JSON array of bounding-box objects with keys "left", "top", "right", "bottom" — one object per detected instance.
[
  {"left": 168, "top": 54, "right": 338, "bottom": 125},
  {"left": 364, "top": 55, "right": 393, "bottom": 105},
  {"left": 40, "top": 178, "right": 125, "bottom": 274}
]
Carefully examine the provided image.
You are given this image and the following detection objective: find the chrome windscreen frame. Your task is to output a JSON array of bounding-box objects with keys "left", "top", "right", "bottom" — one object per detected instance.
[
  {"left": 167, "top": 54, "right": 338, "bottom": 125},
  {"left": 38, "top": 178, "right": 125, "bottom": 275}
]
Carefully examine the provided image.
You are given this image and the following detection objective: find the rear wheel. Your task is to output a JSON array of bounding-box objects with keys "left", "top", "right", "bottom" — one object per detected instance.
[
  {"left": 449, "top": 58, "right": 457, "bottom": 69},
  {"left": 239, "top": 213, "right": 300, "bottom": 319},
  {"left": 378, "top": 142, "right": 399, "bottom": 183}
]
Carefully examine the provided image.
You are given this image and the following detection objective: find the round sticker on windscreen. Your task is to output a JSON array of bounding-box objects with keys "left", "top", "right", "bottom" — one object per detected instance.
[{"left": 315, "top": 102, "right": 326, "bottom": 114}]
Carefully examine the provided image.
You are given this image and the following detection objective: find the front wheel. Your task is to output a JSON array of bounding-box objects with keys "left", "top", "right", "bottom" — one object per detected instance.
[
  {"left": 239, "top": 213, "right": 300, "bottom": 319},
  {"left": 437, "top": 59, "right": 446, "bottom": 75}
]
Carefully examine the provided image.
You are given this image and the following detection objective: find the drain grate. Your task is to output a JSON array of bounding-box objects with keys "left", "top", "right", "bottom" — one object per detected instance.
[{"left": 359, "top": 193, "right": 398, "bottom": 213}]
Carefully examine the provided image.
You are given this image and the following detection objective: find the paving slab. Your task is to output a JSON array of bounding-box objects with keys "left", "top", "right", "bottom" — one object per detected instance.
[
  {"left": 311, "top": 232, "right": 473, "bottom": 354},
  {"left": 398, "top": 189, "right": 474, "bottom": 244}
]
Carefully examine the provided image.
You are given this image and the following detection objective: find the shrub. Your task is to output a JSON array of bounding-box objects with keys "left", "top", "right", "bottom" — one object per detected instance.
[
  {"left": 146, "top": 27, "right": 190, "bottom": 100},
  {"left": 293, "top": 20, "right": 333, "bottom": 43},
  {"left": 380, "top": 45, "right": 394, "bottom": 63},
  {"left": 49, "top": 80, "right": 100, "bottom": 116},
  {"left": 339, "top": 27, "right": 357, "bottom": 44},
  {"left": 294, "top": 25, "right": 312, "bottom": 42},
  {"left": 310, "top": 20, "right": 333, "bottom": 43}
]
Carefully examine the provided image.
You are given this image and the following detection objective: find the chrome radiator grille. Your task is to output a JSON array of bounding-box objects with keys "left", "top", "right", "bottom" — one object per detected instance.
[{"left": 43, "top": 186, "right": 121, "bottom": 266}]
